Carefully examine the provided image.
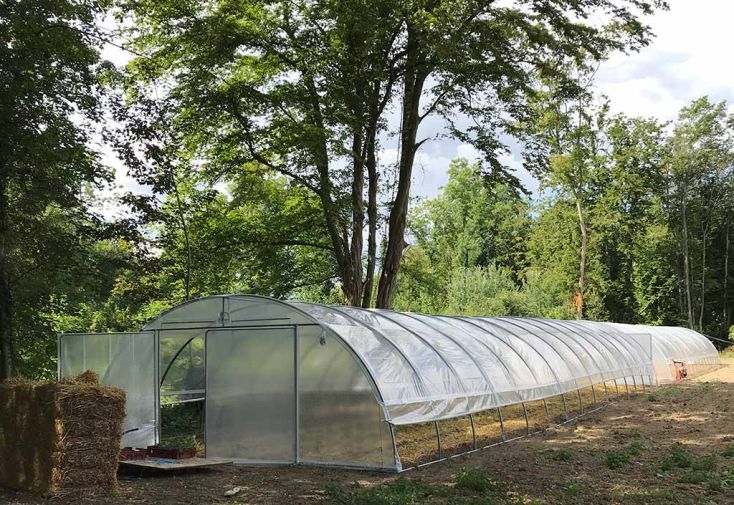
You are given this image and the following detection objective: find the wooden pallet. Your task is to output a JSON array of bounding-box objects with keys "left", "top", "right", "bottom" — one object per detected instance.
[{"left": 119, "top": 457, "right": 232, "bottom": 470}]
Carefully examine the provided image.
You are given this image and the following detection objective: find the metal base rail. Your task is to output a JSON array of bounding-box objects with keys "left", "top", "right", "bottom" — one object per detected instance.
[{"left": 401, "top": 385, "right": 652, "bottom": 472}]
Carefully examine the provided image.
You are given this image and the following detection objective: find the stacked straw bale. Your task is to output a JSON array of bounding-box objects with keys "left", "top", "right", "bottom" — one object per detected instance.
[{"left": 0, "top": 371, "right": 126, "bottom": 495}]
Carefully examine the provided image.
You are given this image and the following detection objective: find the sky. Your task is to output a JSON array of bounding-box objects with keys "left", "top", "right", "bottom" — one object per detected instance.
[{"left": 97, "top": 0, "right": 734, "bottom": 215}]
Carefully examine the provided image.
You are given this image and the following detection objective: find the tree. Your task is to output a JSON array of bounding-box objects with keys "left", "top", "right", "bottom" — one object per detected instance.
[
  {"left": 666, "top": 98, "right": 734, "bottom": 330},
  {"left": 0, "top": 0, "right": 111, "bottom": 378},
  {"left": 597, "top": 115, "right": 666, "bottom": 322},
  {"left": 121, "top": 0, "right": 664, "bottom": 308},
  {"left": 525, "top": 72, "right": 609, "bottom": 319},
  {"left": 412, "top": 158, "right": 529, "bottom": 282}
]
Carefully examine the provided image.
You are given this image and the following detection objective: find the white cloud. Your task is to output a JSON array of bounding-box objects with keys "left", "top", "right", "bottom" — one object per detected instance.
[{"left": 597, "top": 0, "right": 734, "bottom": 120}]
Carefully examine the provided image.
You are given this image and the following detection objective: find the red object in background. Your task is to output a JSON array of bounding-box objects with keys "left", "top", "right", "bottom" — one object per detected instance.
[
  {"left": 673, "top": 361, "right": 688, "bottom": 381},
  {"left": 120, "top": 447, "right": 148, "bottom": 460}
]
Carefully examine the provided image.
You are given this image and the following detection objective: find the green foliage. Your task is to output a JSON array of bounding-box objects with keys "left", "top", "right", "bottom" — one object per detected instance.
[
  {"left": 548, "top": 448, "right": 574, "bottom": 462},
  {"left": 605, "top": 450, "right": 631, "bottom": 470},
  {"left": 453, "top": 467, "right": 503, "bottom": 494},
  {"left": 159, "top": 434, "right": 199, "bottom": 450},
  {"left": 561, "top": 481, "right": 582, "bottom": 496},
  {"left": 325, "top": 478, "right": 437, "bottom": 505},
  {"left": 627, "top": 442, "right": 650, "bottom": 456},
  {"left": 722, "top": 446, "right": 734, "bottom": 458},
  {"left": 693, "top": 455, "right": 718, "bottom": 472},
  {"left": 659, "top": 444, "right": 694, "bottom": 471}
]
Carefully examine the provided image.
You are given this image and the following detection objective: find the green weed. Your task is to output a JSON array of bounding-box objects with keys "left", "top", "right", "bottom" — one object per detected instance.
[
  {"left": 562, "top": 481, "right": 582, "bottom": 495},
  {"left": 454, "top": 467, "right": 504, "bottom": 494},
  {"left": 627, "top": 441, "right": 651, "bottom": 456},
  {"left": 660, "top": 443, "right": 693, "bottom": 471},
  {"left": 548, "top": 448, "right": 573, "bottom": 462},
  {"left": 325, "top": 477, "right": 436, "bottom": 505},
  {"left": 679, "top": 470, "right": 708, "bottom": 484},
  {"left": 722, "top": 445, "right": 734, "bottom": 458},
  {"left": 692, "top": 455, "right": 717, "bottom": 472},
  {"left": 605, "top": 450, "right": 631, "bottom": 470}
]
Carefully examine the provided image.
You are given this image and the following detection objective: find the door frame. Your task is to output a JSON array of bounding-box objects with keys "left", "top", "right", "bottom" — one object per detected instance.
[{"left": 204, "top": 324, "right": 299, "bottom": 463}]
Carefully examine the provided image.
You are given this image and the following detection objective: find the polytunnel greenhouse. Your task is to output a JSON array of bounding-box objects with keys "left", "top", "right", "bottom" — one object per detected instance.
[{"left": 58, "top": 294, "right": 722, "bottom": 471}]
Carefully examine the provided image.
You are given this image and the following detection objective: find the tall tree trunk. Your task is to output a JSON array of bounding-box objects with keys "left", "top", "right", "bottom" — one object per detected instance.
[
  {"left": 375, "top": 26, "right": 427, "bottom": 309},
  {"left": 575, "top": 198, "right": 587, "bottom": 320},
  {"left": 724, "top": 225, "right": 730, "bottom": 332},
  {"left": 362, "top": 124, "right": 378, "bottom": 308},
  {"left": 0, "top": 162, "right": 13, "bottom": 379},
  {"left": 680, "top": 189, "right": 694, "bottom": 329},
  {"left": 699, "top": 225, "right": 707, "bottom": 331},
  {"left": 172, "top": 184, "right": 192, "bottom": 300},
  {"left": 349, "top": 129, "right": 365, "bottom": 306}
]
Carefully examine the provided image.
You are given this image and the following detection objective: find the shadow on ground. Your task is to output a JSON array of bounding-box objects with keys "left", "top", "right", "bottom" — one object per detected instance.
[{"left": 2, "top": 366, "right": 734, "bottom": 505}]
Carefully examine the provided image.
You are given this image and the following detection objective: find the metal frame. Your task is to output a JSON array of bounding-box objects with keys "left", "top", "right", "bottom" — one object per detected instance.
[
  {"left": 57, "top": 294, "right": 721, "bottom": 474},
  {"left": 400, "top": 382, "right": 636, "bottom": 472}
]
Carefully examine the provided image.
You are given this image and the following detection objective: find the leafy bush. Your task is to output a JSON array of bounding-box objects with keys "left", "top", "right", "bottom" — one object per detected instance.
[
  {"left": 605, "top": 450, "right": 630, "bottom": 469},
  {"left": 453, "top": 467, "right": 503, "bottom": 493},
  {"left": 647, "top": 394, "right": 658, "bottom": 402},
  {"left": 159, "top": 434, "right": 199, "bottom": 450}
]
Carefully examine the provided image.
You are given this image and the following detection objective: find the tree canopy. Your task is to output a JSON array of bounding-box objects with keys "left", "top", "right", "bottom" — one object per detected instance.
[{"left": 6, "top": 0, "right": 734, "bottom": 383}]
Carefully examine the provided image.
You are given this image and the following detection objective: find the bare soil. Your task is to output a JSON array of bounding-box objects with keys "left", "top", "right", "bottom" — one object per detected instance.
[{"left": 2, "top": 362, "right": 734, "bottom": 505}]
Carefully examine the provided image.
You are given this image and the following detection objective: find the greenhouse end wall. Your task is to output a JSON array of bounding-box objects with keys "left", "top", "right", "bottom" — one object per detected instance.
[{"left": 58, "top": 294, "right": 722, "bottom": 472}]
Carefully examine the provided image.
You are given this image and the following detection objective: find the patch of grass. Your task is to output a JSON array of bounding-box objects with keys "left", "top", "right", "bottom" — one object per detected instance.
[
  {"left": 547, "top": 448, "right": 573, "bottom": 462},
  {"left": 626, "top": 441, "right": 651, "bottom": 456},
  {"left": 451, "top": 497, "right": 500, "bottom": 505},
  {"left": 605, "top": 450, "right": 631, "bottom": 470},
  {"left": 679, "top": 470, "right": 708, "bottom": 484},
  {"left": 647, "top": 394, "right": 658, "bottom": 402},
  {"left": 660, "top": 443, "right": 693, "bottom": 471},
  {"left": 453, "top": 467, "right": 504, "bottom": 494},
  {"left": 692, "top": 455, "right": 717, "bottom": 472},
  {"left": 722, "top": 445, "right": 734, "bottom": 458},
  {"left": 325, "top": 477, "right": 437, "bottom": 505},
  {"left": 561, "top": 481, "right": 582, "bottom": 496}
]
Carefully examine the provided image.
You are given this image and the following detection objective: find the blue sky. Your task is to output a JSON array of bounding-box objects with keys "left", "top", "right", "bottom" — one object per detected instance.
[{"left": 97, "top": 0, "right": 734, "bottom": 216}]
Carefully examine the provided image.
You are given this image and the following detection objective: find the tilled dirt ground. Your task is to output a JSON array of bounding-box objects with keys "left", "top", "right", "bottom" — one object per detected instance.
[{"left": 3, "top": 361, "right": 734, "bottom": 505}]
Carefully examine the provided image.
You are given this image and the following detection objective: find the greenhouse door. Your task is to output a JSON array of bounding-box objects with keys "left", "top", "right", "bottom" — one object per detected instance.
[{"left": 205, "top": 326, "right": 297, "bottom": 463}]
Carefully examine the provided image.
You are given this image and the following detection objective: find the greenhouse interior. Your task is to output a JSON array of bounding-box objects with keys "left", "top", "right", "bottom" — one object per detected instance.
[{"left": 58, "top": 294, "right": 722, "bottom": 471}]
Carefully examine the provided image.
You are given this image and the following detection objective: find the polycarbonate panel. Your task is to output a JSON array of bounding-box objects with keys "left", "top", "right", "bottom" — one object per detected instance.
[
  {"left": 225, "top": 296, "right": 314, "bottom": 326},
  {"left": 206, "top": 327, "right": 296, "bottom": 462},
  {"left": 144, "top": 297, "right": 224, "bottom": 329},
  {"left": 59, "top": 332, "right": 156, "bottom": 448},
  {"left": 59, "top": 334, "right": 84, "bottom": 377},
  {"left": 298, "top": 325, "right": 395, "bottom": 469},
  {"left": 610, "top": 323, "right": 720, "bottom": 382},
  {"left": 289, "top": 303, "right": 424, "bottom": 405},
  {"left": 158, "top": 329, "right": 205, "bottom": 396}
]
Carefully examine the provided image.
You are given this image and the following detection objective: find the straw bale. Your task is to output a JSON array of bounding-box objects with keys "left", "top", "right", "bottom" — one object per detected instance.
[{"left": 0, "top": 371, "right": 125, "bottom": 496}]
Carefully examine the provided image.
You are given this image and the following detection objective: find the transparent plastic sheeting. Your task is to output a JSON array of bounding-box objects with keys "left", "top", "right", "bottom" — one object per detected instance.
[
  {"left": 58, "top": 332, "right": 156, "bottom": 448},
  {"left": 609, "top": 323, "right": 721, "bottom": 382},
  {"left": 58, "top": 295, "right": 722, "bottom": 468},
  {"left": 289, "top": 303, "right": 661, "bottom": 425}
]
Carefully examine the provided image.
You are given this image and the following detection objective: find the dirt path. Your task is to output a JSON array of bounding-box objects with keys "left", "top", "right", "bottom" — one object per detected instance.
[{"left": 3, "top": 365, "right": 734, "bottom": 505}]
